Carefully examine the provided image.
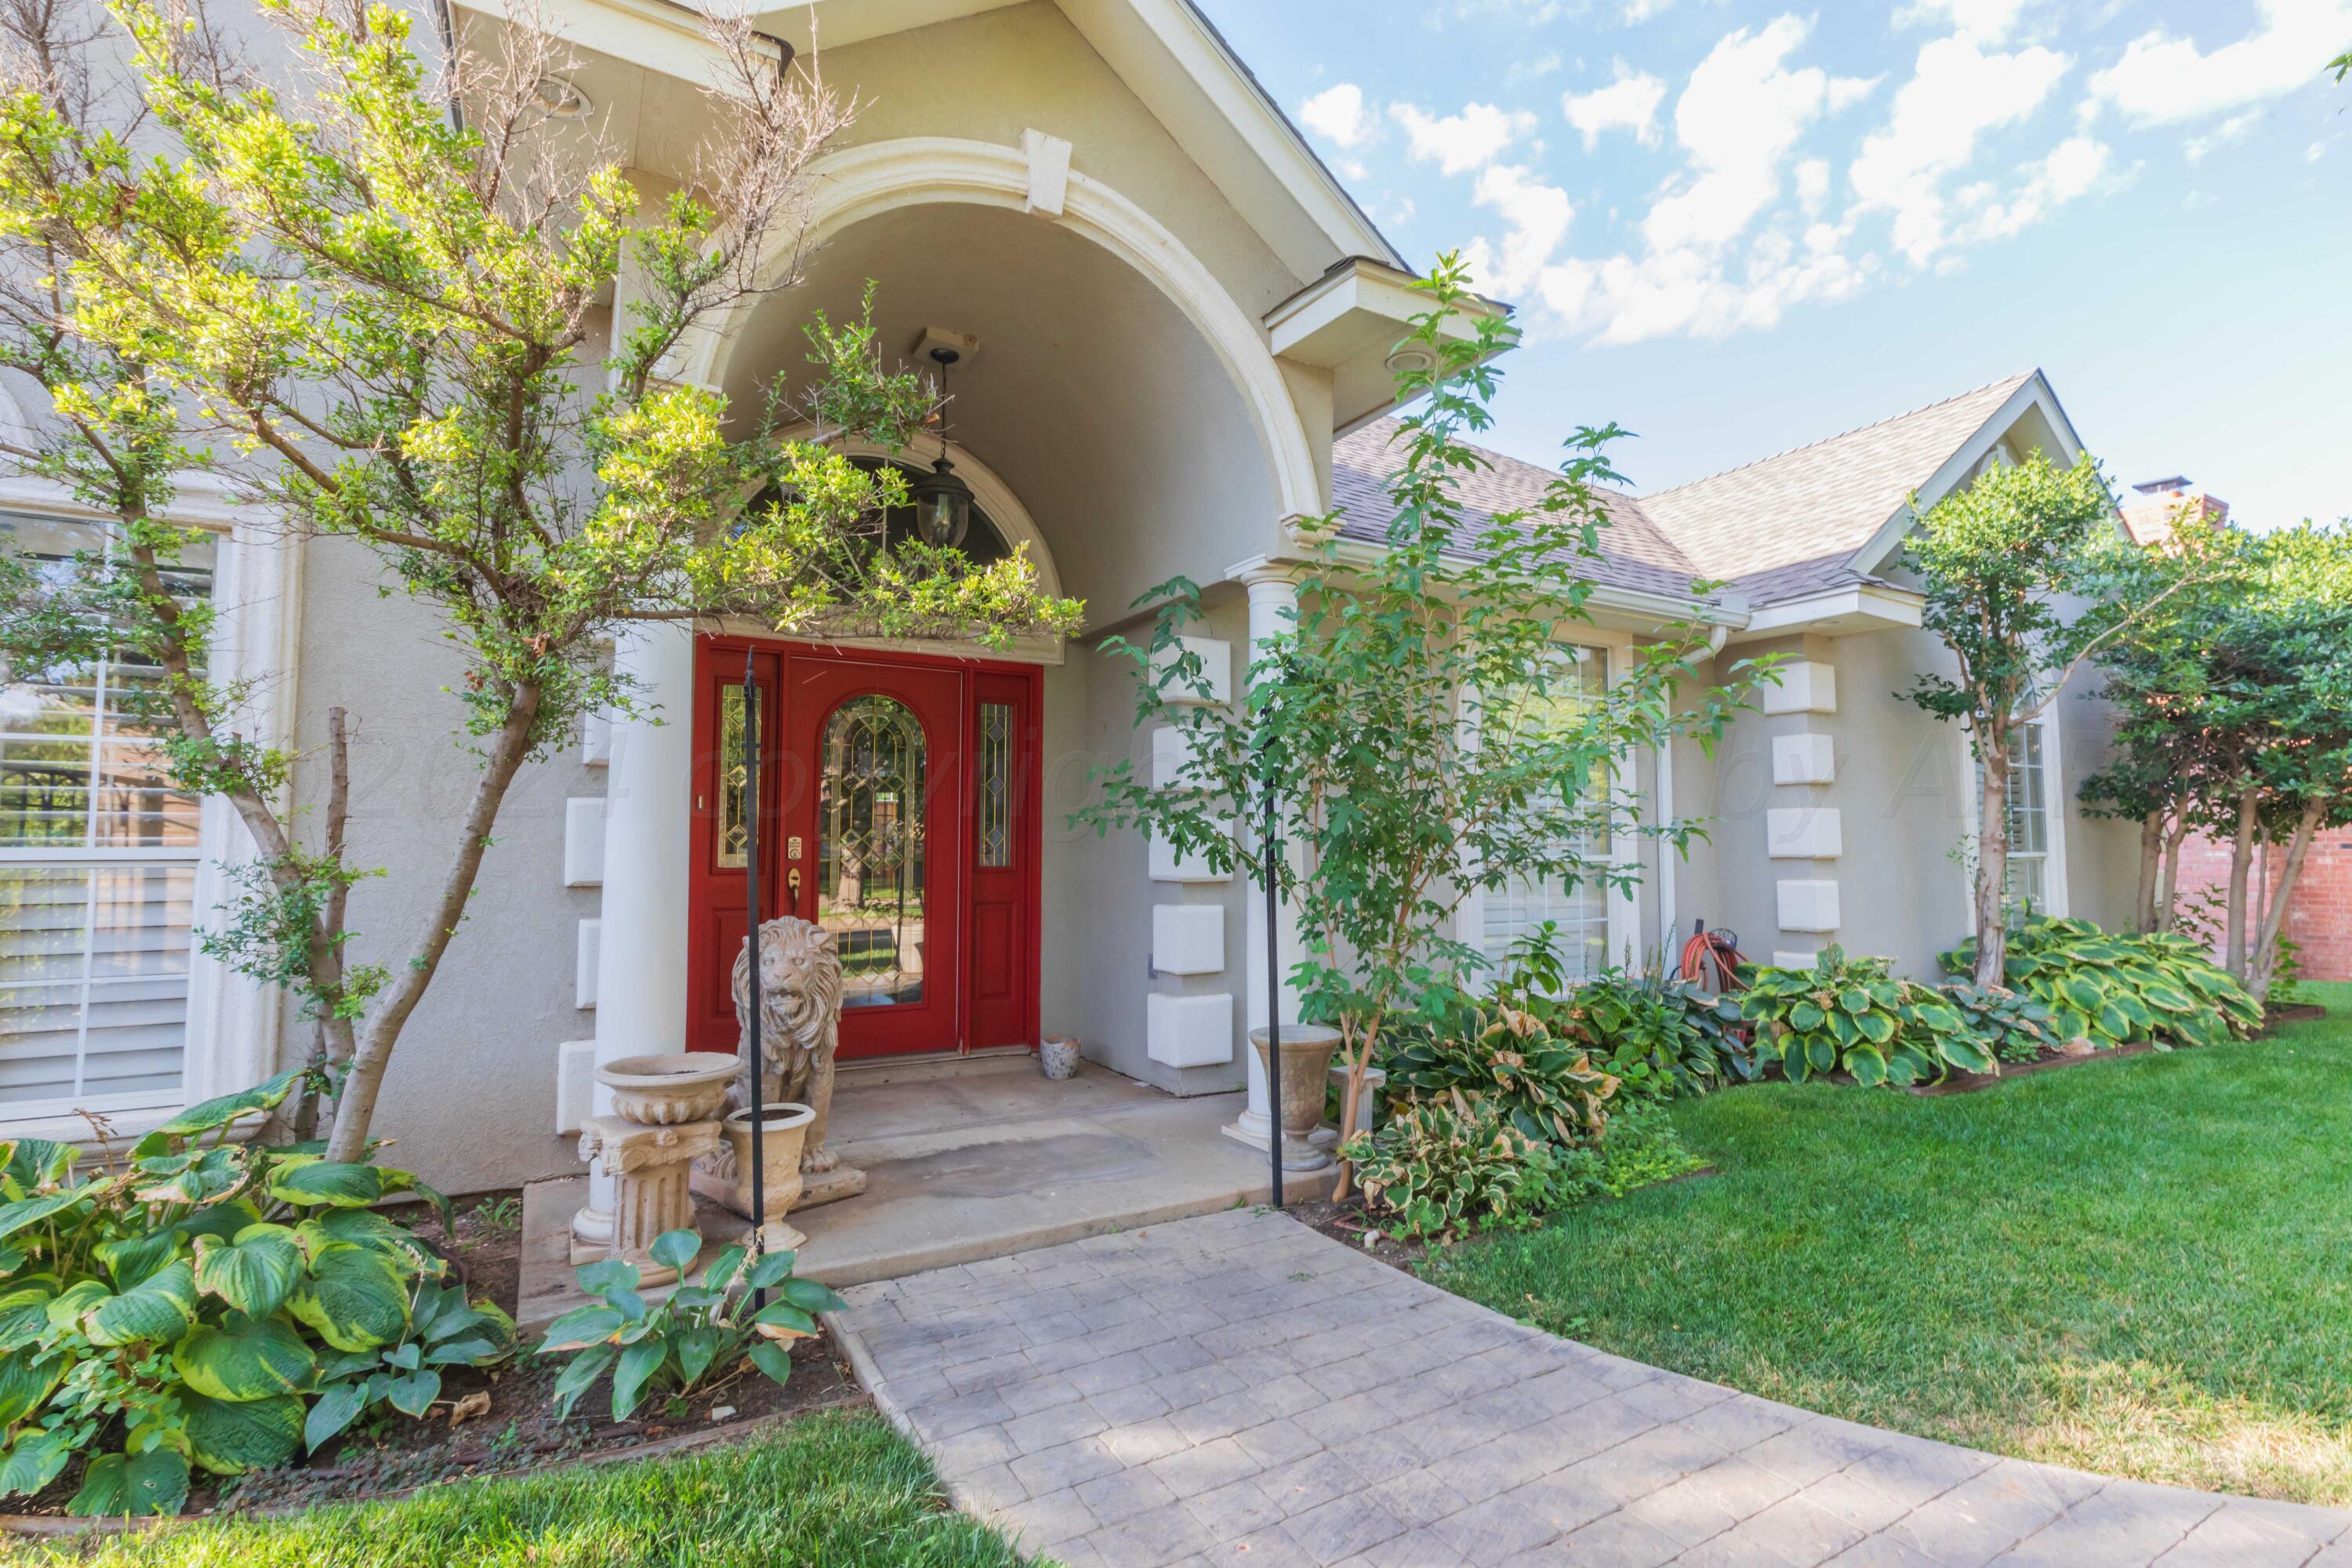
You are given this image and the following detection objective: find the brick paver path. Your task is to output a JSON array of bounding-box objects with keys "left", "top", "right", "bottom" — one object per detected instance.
[{"left": 829, "top": 1209, "right": 2352, "bottom": 1567}]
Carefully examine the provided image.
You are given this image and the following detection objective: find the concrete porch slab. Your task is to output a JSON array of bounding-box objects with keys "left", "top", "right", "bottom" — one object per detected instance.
[{"left": 517, "top": 1060, "right": 1269, "bottom": 1331}]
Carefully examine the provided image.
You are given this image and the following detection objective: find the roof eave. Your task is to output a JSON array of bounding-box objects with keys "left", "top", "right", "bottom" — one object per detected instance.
[{"left": 1841, "top": 369, "right": 2077, "bottom": 582}]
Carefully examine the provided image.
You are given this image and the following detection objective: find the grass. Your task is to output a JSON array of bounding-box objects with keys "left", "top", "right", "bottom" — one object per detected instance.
[
  {"left": 1423, "top": 982, "right": 2352, "bottom": 1504},
  {"left": 8, "top": 1411, "right": 1040, "bottom": 1567}
]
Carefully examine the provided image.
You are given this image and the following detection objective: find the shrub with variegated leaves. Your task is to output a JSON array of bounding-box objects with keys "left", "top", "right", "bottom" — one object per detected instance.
[
  {"left": 1735, "top": 947, "right": 1997, "bottom": 1087},
  {"left": 1941, "top": 916, "right": 2263, "bottom": 1051},
  {"left": 0, "top": 1069, "right": 511, "bottom": 1517}
]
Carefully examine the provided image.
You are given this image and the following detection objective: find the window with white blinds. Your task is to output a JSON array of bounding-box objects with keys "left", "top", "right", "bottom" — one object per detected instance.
[
  {"left": 1478, "top": 648, "right": 1612, "bottom": 985},
  {"left": 1999, "top": 721, "right": 2049, "bottom": 923},
  {"left": 1, "top": 514, "right": 214, "bottom": 1116}
]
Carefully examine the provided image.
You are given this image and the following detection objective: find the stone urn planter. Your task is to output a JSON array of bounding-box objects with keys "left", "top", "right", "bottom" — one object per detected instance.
[
  {"left": 1248, "top": 1024, "right": 1342, "bottom": 1172},
  {"left": 691, "top": 1103, "right": 816, "bottom": 1253},
  {"left": 597, "top": 1052, "right": 739, "bottom": 1124}
]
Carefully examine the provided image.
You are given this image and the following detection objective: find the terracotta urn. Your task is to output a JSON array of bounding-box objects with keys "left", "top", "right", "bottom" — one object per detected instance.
[
  {"left": 1248, "top": 1024, "right": 1342, "bottom": 1172},
  {"left": 693, "top": 1103, "right": 816, "bottom": 1225},
  {"left": 595, "top": 1052, "right": 739, "bottom": 1125}
]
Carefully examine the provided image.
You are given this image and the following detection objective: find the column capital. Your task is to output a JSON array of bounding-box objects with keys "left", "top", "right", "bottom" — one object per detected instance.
[{"left": 1224, "top": 554, "right": 1304, "bottom": 594}]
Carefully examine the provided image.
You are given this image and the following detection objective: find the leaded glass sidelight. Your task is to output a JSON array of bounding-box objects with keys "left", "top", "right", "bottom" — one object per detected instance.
[
  {"left": 978, "top": 702, "right": 1013, "bottom": 869},
  {"left": 717, "top": 684, "right": 750, "bottom": 869},
  {"left": 817, "top": 696, "right": 927, "bottom": 1007}
]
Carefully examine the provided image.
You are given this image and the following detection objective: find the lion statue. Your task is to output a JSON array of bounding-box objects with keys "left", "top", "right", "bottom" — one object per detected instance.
[{"left": 730, "top": 915, "right": 846, "bottom": 1174}]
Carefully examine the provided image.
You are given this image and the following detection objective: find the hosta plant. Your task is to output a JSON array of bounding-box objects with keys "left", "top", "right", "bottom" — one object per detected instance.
[
  {"left": 1339, "top": 1094, "right": 1584, "bottom": 1240},
  {"left": 1735, "top": 948, "right": 1995, "bottom": 1087},
  {"left": 1941, "top": 916, "right": 2261, "bottom": 1051},
  {"left": 539, "top": 1232, "right": 847, "bottom": 1422},
  {"left": 1940, "top": 983, "right": 2057, "bottom": 1065},
  {"left": 0, "top": 1070, "right": 508, "bottom": 1517},
  {"left": 1546, "top": 971, "right": 1757, "bottom": 1100},
  {"left": 1380, "top": 1007, "right": 1619, "bottom": 1145}
]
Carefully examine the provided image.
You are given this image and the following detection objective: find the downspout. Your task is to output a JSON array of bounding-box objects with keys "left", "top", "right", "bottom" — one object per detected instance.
[{"left": 1657, "top": 620, "right": 1733, "bottom": 965}]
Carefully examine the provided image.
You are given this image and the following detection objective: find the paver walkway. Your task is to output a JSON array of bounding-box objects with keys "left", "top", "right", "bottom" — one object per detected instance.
[{"left": 829, "top": 1208, "right": 2352, "bottom": 1567}]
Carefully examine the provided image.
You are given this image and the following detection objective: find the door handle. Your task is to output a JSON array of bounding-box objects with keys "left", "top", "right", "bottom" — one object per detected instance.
[{"left": 788, "top": 867, "right": 802, "bottom": 909}]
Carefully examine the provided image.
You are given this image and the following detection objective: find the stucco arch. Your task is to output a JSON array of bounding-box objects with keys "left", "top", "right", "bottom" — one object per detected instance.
[{"left": 699, "top": 136, "right": 1323, "bottom": 524}]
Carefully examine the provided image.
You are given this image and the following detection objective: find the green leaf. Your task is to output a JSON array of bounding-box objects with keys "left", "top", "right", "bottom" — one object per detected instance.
[
  {"left": 0, "top": 1185, "right": 94, "bottom": 1242},
  {"left": 699, "top": 1246, "right": 748, "bottom": 1293},
  {"left": 303, "top": 1378, "right": 370, "bottom": 1454},
  {"left": 0, "top": 1430, "right": 71, "bottom": 1498},
  {"left": 299, "top": 1208, "right": 437, "bottom": 1272},
  {"left": 0, "top": 1349, "right": 66, "bottom": 1427},
  {"left": 1804, "top": 1036, "right": 1836, "bottom": 1074},
  {"left": 156, "top": 1069, "right": 306, "bottom": 1138},
  {"left": 173, "top": 1312, "right": 317, "bottom": 1402},
  {"left": 1838, "top": 989, "right": 1871, "bottom": 1015},
  {"left": 86, "top": 1258, "right": 198, "bottom": 1348},
  {"left": 1857, "top": 1011, "right": 1895, "bottom": 1045},
  {"left": 288, "top": 1243, "right": 410, "bottom": 1352},
  {"left": 135, "top": 1147, "right": 249, "bottom": 1207},
  {"left": 676, "top": 1324, "right": 727, "bottom": 1387},
  {"left": 45, "top": 1279, "right": 107, "bottom": 1332},
  {"left": 751, "top": 1301, "right": 817, "bottom": 1338},
  {"left": 195, "top": 1225, "right": 304, "bottom": 1318},
  {"left": 385, "top": 1369, "right": 441, "bottom": 1419},
  {"left": 2061, "top": 976, "right": 2104, "bottom": 1011},
  {"left": 1941, "top": 1034, "right": 1995, "bottom": 1075},
  {"left": 267, "top": 1160, "right": 402, "bottom": 1209},
  {"left": 1847, "top": 1051, "right": 1887, "bottom": 1088},
  {"left": 575, "top": 1258, "right": 640, "bottom": 1297},
  {"left": 95, "top": 1229, "right": 183, "bottom": 1291},
  {"left": 540, "top": 1305, "right": 625, "bottom": 1354},
  {"left": 0, "top": 1287, "right": 52, "bottom": 1354},
  {"left": 611, "top": 1337, "right": 667, "bottom": 1421},
  {"left": 648, "top": 1229, "right": 702, "bottom": 1273},
  {"left": 742, "top": 1250, "right": 798, "bottom": 1291},
  {"left": 68, "top": 1449, "right": 189, "bottom": 1518},
  {"left": 550, "top": 1344, "right": 616, "bottom": 1420},
  {"left": 181, "top": 1389, "right": 304, "bottom": 1475},
  {"left": 748, "top": 1339, "right": 793, "bottom": 1388},
  {"left": 2, "top": 1138, "right": 77, "bottom": 1192},
  {"left": 777, "top": 1277, "right": 849, "bottom": 1316},
  {"left": 1789, "top": 1002, "right": 1824, "bottom": 1031}
]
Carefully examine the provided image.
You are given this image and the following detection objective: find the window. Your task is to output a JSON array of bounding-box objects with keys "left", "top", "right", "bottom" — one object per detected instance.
[
  {"left": 1476, "top": 648, "right": 1612, "bottom": 986},
  {"left": 1970, "top": 714, "right": 2063, "bottom": 927},
  {"left": 1, "top": 514, "right": 214, "bottom": 1116},
  {"left": 977, "top": 701, "right": 1012, "bottom": 869}
]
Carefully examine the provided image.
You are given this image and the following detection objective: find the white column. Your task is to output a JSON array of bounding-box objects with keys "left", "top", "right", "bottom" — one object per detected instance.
[
  {"left": 576, "top": 622, "right": 696, "bottom": 1237},
  {"left": 1229, "top": 568, "right": 1305, "bottom": 1152}
]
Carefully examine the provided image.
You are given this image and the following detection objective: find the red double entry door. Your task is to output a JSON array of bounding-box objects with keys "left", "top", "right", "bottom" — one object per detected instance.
[{"left": 687, "top": 638, "right": 1041, "bottom": 1060}]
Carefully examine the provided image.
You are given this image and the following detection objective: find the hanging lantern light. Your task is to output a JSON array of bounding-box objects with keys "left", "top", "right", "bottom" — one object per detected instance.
[{"left": 908, "top": 347, "right": 973, "bottom": 549}]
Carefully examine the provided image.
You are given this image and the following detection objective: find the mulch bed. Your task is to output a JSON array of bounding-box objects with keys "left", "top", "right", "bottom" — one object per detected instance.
[
  {"left": 1, "top": 1191, "right": 869, "bottom": 1530},
  {"left": 1904, "top": 1000, "right": 2330, "bottom": 1097}
]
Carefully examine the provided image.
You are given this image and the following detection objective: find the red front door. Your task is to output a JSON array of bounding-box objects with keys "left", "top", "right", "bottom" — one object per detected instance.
[{"left": 688, "top": 639, "right": 1039, "bottom": 1059}]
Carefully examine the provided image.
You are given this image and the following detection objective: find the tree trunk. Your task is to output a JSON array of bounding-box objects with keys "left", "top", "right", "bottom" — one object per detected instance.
[
  {"left": 2223, "top": 784, "right": 2259, "bottom": 978},
  {"left": 2250, "top": 797, "right": 2328, "bottom": 1005},
  {"left": 324, "top": 681, "right": 543, "bottom": 1162},
  {"left": 2133, "top": 813, "right": 2161, "bottom": 934},
  {"left": 1973, "top": 735, "right": 2010, "bottom": 987},
  {"left": 2155, "top": 815, "right": 2190, "bottom": 933}
]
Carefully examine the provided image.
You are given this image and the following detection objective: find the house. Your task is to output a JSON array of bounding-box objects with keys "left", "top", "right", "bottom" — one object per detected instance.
[{"left": 0, "top": 0, "right": 2138, "bottom": 1206}]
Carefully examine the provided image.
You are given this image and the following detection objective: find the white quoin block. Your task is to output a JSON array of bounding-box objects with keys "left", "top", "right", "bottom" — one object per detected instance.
[
  {"left": 1772, "top": 732, "right": 1835, "bottom": 785},
  {"left": 1148, "top": 726, "right": 1230, "bottom": 882},
  {"left": 582, "top": 709, "right": 612, "bottom": 768},
  {"left": 1150, "top": 637, "right": 1233, "bottom": 706},
  {"left": 1023, "top": 127, "right": 1073, "bottom": 216},
  {"left": 1777, "top": 879, "right": 1842, "bottom": 933},
  {"left": 563, "top": 797, "right": 609, "bottom": 888},
  {"left": 1147, "top": 991, "right": 1234, "bottom": 1068},
  {"left": 575, "top": 918, "right": 601, "bottom": 1010},
  {"left": 555, "top": 1039, "right": 597, "bottom": 1134},
  {"left": 1766, "top": 806, "right": 1844, "bottom": 859},
  {"left": 1152, "top": 905, "right": 1226, "bottom": 975},
  {"left": 1762, "top": 660, "right": 1838, "bottom": 715}
]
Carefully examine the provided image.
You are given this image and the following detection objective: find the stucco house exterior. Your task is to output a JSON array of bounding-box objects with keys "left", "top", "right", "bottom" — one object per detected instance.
[{"left": 0, "top": 0, "right": 2138, "bottom": 1202}]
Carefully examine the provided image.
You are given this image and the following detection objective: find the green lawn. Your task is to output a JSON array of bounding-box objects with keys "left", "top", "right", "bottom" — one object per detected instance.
[
  {"left": 9, "top": 1411, "right": 1039, "bottom": 1567},
  {"left": 1424, "top": 982, "right": 2352, "bottom": 1504}
]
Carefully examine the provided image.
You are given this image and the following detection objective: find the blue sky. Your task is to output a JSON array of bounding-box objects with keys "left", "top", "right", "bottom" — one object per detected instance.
[{"left": 1197, "top": 0, "right": 2352, "bottom": 528}]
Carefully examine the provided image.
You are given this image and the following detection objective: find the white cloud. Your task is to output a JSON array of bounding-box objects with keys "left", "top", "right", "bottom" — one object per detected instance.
[
  {"left": 1949, "top": 134, "right": 2112, "bottom": 244},
  {"left": 1848, "top": 34, "right": 2071, "bottom": 263},
  {"left": 1562, "top": 64, "right": 1668, "bottom": 150},
  {"left": 1462, "top": 164, "right": 1576, "bottom": 297},
  {"left": 2311, "top": 140, "right": 2331, "bottom": 162},
  {"left": 1390, "top": 100, "right": 1538, "bottom": 174},
  {"left": 1795, "top": 158, "right": 1831, "bottom": 214},
  {"left": 2089, "top": 0, "right": 2352, "bottom": 126},
  {"left": 1299, "top": 82, "right": 1376, "bottom": 149},
  {"left": 1900, "top": 0, "right": 2027, "bottom": 45},
  {"left": 1624, "top": 0, "right": 1674, "bottom": 21},
  {"left": 1505, "top": 50, "right": 1564, "bottom": 86},
  {"left": 2185, "top": 108, "right": 2261, "bottom": 162}
]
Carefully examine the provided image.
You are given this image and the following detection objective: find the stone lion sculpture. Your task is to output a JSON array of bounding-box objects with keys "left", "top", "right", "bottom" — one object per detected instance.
[{"left": 730, "top": 915, "right": 846, "bottom": 1174}]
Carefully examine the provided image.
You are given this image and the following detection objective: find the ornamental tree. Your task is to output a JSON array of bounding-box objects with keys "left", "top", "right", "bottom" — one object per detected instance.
[
  {"left": 1076, "top": 255, "right": 1767, "bottom": 1196},
  {"left": 1900, "top": 450, "right": 2207, "bottom": 986},
  {"left": 0, "top": 0, "right": 1080, "bottom": 1156}
]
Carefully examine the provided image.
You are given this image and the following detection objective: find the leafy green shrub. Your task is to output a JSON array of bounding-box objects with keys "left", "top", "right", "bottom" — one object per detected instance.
[
  {"left": 1590, "top": 1099, "right": 1705, "bottom": 1196},
  {"left": 1941, "top": 916, "right": 2262, "bottom": 1050},
  {"left": 1736, "top": 946, "right": 1995, "bottom": 1087},
  {"left": 1544, "top": 971, "right": 1756, "bottom": 1099},
  {"left": 1339, "top": 1096, "right": 1585, "bottom": 1240},
  {"left": 0, "top": 1070, "right": 512, "bottom": 1516},
  {"left": 1379, "top": 1007, "right": 1619, "bottom": 1145},
  {"left": 538, "top": 1232, "right": 847, "bottom": 1422},
  {"left": 1940, "top": 983, "right": 2057, "bottom": 1065}
]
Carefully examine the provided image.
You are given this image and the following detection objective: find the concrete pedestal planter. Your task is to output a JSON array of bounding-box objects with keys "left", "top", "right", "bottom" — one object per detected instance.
[
  {"left": 596, "top": 1052, "right": 739, "bottom": 1124},
  {"left": 1248, "top": 1024, "right": 1342, "bottom": 1172},
  {"left": 692, "top": 1103, "right": 816, "bottom": 1252}
]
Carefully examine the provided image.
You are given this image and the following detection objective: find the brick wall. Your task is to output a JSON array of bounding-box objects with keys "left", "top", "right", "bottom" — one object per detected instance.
[{"left": 2172, "top": 829, "right": 2352, "bottom": 982}]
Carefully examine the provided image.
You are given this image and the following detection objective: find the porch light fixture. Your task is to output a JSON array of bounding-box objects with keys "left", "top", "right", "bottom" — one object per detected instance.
[{"left": 909, "top": 347, "right": 975, "bottom": 549}]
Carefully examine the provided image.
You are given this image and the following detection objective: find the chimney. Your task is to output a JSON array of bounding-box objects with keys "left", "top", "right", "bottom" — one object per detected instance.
[{"left": 2122, "top": 475, "right": 2227, "bottom": 547}]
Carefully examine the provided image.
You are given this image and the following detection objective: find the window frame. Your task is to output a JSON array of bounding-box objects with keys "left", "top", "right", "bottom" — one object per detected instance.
[
  {"left": 0, "top": 474, "right": 293, "bottom": 1142},
  {"left": 1960, "top": 708, "right": 2071, "bottom": 930}
]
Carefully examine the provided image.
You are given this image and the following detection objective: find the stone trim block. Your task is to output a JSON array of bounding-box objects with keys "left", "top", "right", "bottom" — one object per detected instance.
[
  {"left": 1766, "top": 807, "right": 1843, "bottom": 860},
  {"left": 1772, "top": 732, "right": 1835, "bottom": 785},
  {"left": 1147, "top": 992, "right": 1234, "bottom": 1069},
  {"left": 1777, "top": 879, "right": 1841, "bottom": 933},
  {"left": 563, "top": 796, "right": 608, "bottom": 888},
  {"left": 1762, "top": 660, "right": 1837, "bottom": 715},
  {"left": 1152, "top": 905, "right": 1225, "bottom": 975}
]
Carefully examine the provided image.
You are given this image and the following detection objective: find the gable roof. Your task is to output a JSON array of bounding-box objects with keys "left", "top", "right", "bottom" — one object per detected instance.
[{"left": 1330, "top": 372, "right": 2053, "bottom": 611}]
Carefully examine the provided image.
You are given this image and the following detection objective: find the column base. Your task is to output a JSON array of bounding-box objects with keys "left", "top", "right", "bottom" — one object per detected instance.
[{"left": 1221, "top": 1116, "right": 1332, "bottom": 1171}]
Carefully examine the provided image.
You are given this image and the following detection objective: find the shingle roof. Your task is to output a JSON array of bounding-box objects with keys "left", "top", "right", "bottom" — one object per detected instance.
[{"left": 1329, "top": 372, "right": 2038, "bottom": 610}]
